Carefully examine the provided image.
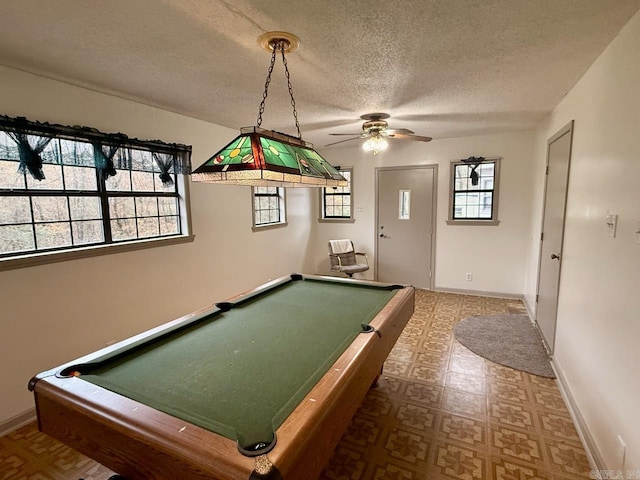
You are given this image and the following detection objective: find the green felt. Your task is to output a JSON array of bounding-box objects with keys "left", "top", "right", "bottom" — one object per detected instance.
[{"left": 80, "top": 278, "right": 398, "bottom": 450}]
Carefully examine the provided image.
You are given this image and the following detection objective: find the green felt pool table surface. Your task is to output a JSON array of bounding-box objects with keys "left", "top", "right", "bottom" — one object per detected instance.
[
  {"left": 30, "top": 274, "right": 415, "bottom": 480},
  {"left": 74, "top": 274, "right": 399, "bottom": 452}
]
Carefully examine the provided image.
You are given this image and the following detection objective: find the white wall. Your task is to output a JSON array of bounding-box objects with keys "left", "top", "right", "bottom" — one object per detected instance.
[
  {"left": 525, "top": 10, "right": 640, "bottom": 470},
  {"left": 309, "top": 131, "right": 536, "bottom": 296},
  {"left": 0, "top": 66, "right": 313, "bottom": 423},
  {"left": 6, "top": 10, "right": 639, "bottom": 468}
]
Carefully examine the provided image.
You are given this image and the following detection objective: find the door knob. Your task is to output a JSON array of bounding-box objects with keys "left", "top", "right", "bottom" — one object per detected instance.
[
  {"left": 550, "top": 253, "right": 560, "bottom": 260},
  {"left": 379, "top": 233, "right": 391, "bottom": 238}
]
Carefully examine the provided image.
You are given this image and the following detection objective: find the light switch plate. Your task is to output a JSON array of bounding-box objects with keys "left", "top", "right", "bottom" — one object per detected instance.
[{"left": 606, "top": 214, "right": 618, "bottom": 238}]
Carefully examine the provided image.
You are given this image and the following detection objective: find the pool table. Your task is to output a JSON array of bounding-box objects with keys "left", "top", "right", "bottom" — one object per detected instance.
[{"left": 29, "top": 274, "right": 415, "bottom": 480}]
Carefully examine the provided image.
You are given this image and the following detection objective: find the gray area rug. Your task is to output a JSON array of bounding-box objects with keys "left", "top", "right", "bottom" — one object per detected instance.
[{"left": 454, "top": 314, "right": 555, "bottom": 378}]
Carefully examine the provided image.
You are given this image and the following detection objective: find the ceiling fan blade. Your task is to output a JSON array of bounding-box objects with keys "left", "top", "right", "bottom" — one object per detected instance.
[
  {"left": 388, "top": 133, "right": 432, "bottom": 142},
  {"left": 329, "top": 133, "right": 365, "bottom": 136},
  {"left": 325, "top": 137, "right": 362, "bottom": 147},
  {"left": 385, "top": 128, "right": 415, "bottom": 135}
]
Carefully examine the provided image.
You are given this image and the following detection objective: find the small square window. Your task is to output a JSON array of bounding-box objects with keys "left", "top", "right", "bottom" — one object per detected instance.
[
  {"left": 447, "top": 158, "right": 501, "bottom": 225},
  {"left": 252, "top": 186, "right": 287, "bottom": 230},
  {"left": 319, "top": 168, "right": 354, "bottom": 222}
]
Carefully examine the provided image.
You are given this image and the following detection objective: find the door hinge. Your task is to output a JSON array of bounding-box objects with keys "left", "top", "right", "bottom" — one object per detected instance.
[
  {"left": 536, "top": 294, "right": 539, "bottom": 302},
  {"left": 546, "top": 166, "right": 549, "bottom": 175},
  {"left": 541, "top": 232, "right": 544, "bottom": 241},
  {"left": 429, "top": 270, "right": 432, "bottom": 278}
]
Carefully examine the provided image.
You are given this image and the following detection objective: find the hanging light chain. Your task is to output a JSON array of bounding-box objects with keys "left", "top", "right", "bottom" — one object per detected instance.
[
  {"left": 281, "top": 47, "right": 301, "bottom": 139},
  {"left": 256, "top": 39, "right": 302, "bottom": 139},
  {"left": 256, "top": 43, "right": 278, "bottom": 128}
]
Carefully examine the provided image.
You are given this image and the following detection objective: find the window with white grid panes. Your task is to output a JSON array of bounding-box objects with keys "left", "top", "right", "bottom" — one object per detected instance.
[
  {"left": 252, "top": 186, "right": 286, "bottom": 229},
  {"left": 0, "top": 132, "right": 188, "bottom": 261},
  {"left": 448, "top": 158, "right": 500, "bottom": 225},
  {"left": 320, "top": 168, "right": 353, "bottom": 222}
]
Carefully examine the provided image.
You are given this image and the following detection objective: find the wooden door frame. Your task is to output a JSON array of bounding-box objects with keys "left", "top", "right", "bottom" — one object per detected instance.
[
  {"left": 534, "top": 120, "right": 574, "bottom": 353},
  {"left": 374, "top": 164, "right": 438, "bottom": 289}
]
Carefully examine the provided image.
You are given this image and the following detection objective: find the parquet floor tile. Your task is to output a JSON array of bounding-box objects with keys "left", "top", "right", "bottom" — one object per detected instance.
[
  {"left": 321, "top": 290, "right": 590, "bottom": 479},
  {"left": 0, "top": 290, "right": 590, "bottom": 479}
]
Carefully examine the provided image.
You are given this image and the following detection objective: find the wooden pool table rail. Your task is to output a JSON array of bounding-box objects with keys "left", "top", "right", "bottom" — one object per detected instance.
[
  {"left": 270, "top": 278, "right": 415, "bottom": 479},
  {"left": 29, "top": 274, "right": 415, "bottom": 480}
]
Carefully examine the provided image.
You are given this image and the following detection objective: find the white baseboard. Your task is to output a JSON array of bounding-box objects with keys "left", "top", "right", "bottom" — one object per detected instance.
[
  {"left": 434, "top": 286, "right": 602, "bottom": 471},
  {"left": 551, "top": 358, "right": 605, "bottom": 472},
  {"left": 0, "top": 408, "right": 36, "bottom": 437},
  {"left": 433, "top": 286, "right": 524, "bottom": 300}
]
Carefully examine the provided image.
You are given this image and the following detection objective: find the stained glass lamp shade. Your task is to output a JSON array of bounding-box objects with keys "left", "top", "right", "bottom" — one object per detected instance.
[{"left": 191, "top": 127, "right": 347, "bottom": 187}]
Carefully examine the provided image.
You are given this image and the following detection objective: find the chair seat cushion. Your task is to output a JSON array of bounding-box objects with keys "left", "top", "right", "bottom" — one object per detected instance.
[{"left": 340, "top": 264, "right": 369, "bottom": 274}]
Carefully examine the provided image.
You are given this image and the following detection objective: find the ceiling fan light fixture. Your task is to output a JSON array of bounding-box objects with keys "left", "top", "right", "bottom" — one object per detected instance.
[
  {"left": 362, "top": 136, "right": 388, "bottom": 155},
  {"left": 327, "top": 112, "right": 431, "bottom": 151},
  {"left": 192, "top": 32, "right": 346, "bottom": 188}
]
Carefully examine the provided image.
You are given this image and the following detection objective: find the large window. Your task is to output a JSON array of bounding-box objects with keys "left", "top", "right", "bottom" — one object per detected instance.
[
  {"left": 0, "top": 115, "right": 192, "bottom": 269},
  {"left": 252, "top": 186, "right": 286, "bottom": 229},
  {"left": 319, "top": 167, "right": 353, "bottom": 222},
  {"left": 448, "top": 157, "right": 501, "bottom": 225}
]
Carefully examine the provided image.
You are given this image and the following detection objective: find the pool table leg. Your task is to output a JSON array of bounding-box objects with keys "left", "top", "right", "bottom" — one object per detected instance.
[{"left": 372, "top": 366, "right": 384, "bottom": 388}]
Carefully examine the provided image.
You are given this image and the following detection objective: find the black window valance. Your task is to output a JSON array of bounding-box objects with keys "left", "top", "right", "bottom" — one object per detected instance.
[
  {"left": 0, "top": 114, "right": 192, "bottom": 182},
  {"left": 460, "top": 156, "right": 486, "bottom": 186}
]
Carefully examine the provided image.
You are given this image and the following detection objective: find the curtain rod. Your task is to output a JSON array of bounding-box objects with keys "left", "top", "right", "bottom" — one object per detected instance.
[{"left": 0, "top": 115, "right": 192, "bottom": 155}]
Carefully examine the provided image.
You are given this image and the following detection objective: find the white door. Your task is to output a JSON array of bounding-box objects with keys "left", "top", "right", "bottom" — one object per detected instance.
[
  {"left": 536, "top": 121, "right": 574, "bottom": 353},
  {"left": 376, "top": 166, "right": 436, "bottom": 288}
]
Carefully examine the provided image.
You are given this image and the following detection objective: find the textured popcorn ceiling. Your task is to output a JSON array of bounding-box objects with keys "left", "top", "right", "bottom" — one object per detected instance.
[{"left": 0, "top": 0, "right": 638, "bottom": 147}]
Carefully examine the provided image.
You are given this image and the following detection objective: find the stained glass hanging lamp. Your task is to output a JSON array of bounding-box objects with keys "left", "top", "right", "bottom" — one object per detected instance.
[{"left": 191, "top": 32, "right": 347, "bottom": 188}]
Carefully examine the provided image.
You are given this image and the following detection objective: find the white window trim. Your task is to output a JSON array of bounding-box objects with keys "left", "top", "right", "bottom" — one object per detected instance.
[
  {"left": 318, "top": 167, "right": 355, "bottom": 223},
  {"left": 446, "top": 157, "right": 501, "bottom": 226},
  {"left": 251, "top": 186, "right": 287, "bottom": 231}
]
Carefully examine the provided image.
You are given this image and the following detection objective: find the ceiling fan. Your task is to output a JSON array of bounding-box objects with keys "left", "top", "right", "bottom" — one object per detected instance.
[{"left": 326, "top": 113, "right": 432, "bottom": 154}]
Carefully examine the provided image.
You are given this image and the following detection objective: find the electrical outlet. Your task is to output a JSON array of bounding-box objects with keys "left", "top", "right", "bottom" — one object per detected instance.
[{"left": 465, "top": 273, "right": 473, "bottom": 281}]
